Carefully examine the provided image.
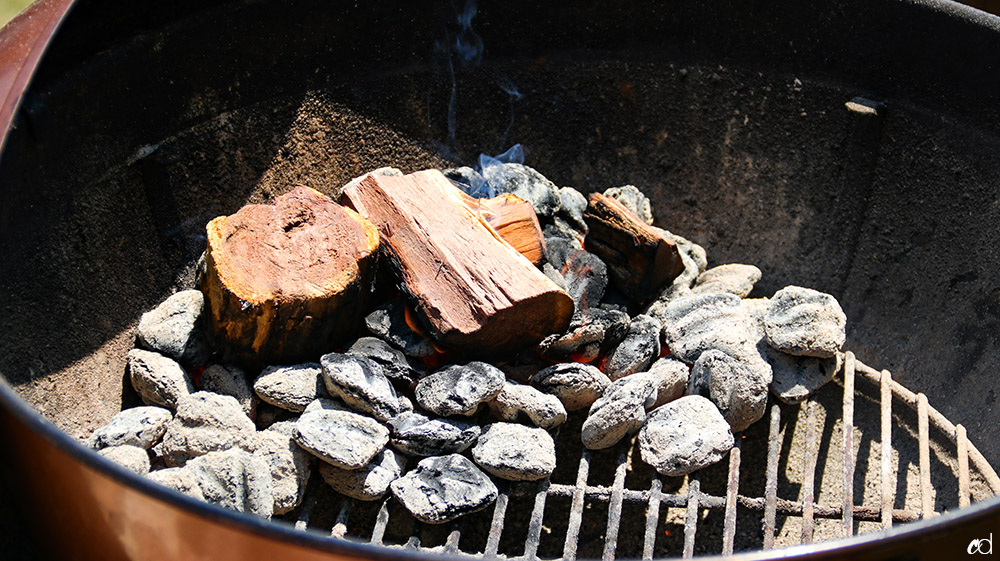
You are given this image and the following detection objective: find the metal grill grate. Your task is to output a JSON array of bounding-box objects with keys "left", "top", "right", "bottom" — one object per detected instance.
[{"left": 289, "top": 351, "right": 1000, "bottom": 559}]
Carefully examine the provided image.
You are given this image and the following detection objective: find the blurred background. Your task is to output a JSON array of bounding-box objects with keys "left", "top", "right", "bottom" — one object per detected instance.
[{"left": 1, "top": 0, "right": 1000, "bottom": 27}]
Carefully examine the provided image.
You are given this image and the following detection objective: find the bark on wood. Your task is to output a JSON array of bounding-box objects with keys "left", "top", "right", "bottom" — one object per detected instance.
[
  {"left": 343, "top": 169, "right": 572, "bottom": 356},
  {"left": 583, "top": 192, "right": 684, "bottom": 303},
  {"left": 458, "top": 192, "right": 547, "bottom": 265},
  {"left": 200, "top": 186, "right": 380, "bottom": 366}
]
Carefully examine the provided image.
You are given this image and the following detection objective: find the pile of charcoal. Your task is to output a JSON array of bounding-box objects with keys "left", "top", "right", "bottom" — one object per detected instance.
[{"left": 85, "top": 159, "right": 846, "bottom": 524}]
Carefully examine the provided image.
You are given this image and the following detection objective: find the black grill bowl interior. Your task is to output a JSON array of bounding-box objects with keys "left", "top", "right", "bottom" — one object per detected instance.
[{"left": 2, "top": 0, "right": 1000, "bottom": 559}]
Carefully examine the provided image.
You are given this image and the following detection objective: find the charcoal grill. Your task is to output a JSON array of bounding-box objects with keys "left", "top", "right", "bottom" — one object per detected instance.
[{"left": 4, "top": 0, "right": 1000, "bottom": 559}]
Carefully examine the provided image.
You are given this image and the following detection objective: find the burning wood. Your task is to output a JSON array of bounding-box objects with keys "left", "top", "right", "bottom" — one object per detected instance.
[
  {"left": 200, "top": 186, "right": 380, "bottom": 365},
  {"left": 343, "top": 169, "right": 572, "bottom": 356},
  {"left": 583, "top": 192, "right": 685, "bottom": 303}
]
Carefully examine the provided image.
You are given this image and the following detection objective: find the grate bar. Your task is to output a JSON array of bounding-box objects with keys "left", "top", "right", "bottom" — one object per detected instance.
[
  {"left": 917, "top": 393, "right": 933, "bottom": 519},
  {"left": 762, "top": 403, "right": 781, "bottom": 549},
  {"left": 880, "top": 370, "right": 894, "bottom": 530},
  {"left": 801, "top": 400, "right": 819, "bottom": 545},
  {"left": 602, "top": 446, "right": 629, "bottom": 561},
  {"left": 842, "top": 351, "right": 856, "bottom": 537},
  {"left": 331, "top": 496, "right": 352, "bottom": 539},
  {"left": 524, "top": 478, "right": 550, "bottom": 561},
  {"left": 722, "top": 436, "right": 741, "bottom": 555},
  {"left": 958, "top": 424, "right": 971, "bottom": 509},
  {"left": 370, "top": 498, "right": 391, "bottom": 545},
  {"left": 561, "top": 448, "right": 591, "bottom": 561},
  {"left": 444, "top": 522, "right": 462, "bottom": 555},
  {"left": 682, "top": 476, "right": 700, "bottom": 559},
  {"left": 484, "top": 483, "right": 509, "bottom": 559},
  {"left": 642, "top": 477, "right": 663, "bottom": 560},
  {"left": 294, "top": 489, "right": 318, "bottom": 532}
]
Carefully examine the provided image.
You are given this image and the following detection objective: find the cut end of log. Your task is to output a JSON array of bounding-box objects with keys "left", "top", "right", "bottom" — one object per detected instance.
[
  {"left": 201, "top": 186, "right": 380, "bottom": 365},
  {"left": 344, "top": 169, "right": 572, "bottom": 356},
  {"left": 583, "top": 192, "right": 684, "bottom": 303}
]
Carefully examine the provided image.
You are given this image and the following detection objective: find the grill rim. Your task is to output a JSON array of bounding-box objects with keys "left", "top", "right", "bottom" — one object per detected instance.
[
  {"left": 2, "top": 365, "right": 999, "bottom": 561},
  {"left": 5, "top": 0, "right": 1000, "bottom": 558}
]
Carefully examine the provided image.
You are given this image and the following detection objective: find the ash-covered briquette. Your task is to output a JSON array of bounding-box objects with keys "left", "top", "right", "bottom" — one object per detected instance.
[
  {"left": 186, "top": 448, "right": 274, "bottom": 519},
  {"left": 531, "top": 362, "right": 611, "bottom": 412},
  {"left": 160, "top": 392, "right": 256, "bottom": 467},
  {"left": 487, "top": 381, "right": 567, "bottom": 429},
  {"left": 555, "top": 186, "right": 589, "bottom": 231},
  {"left": 147, "top": 467, "right": 204, "bottom": 500},
  {"left": 537, "top": 308, "right": 630, "bottom": 363},
  {"left": 480, "top": 163, "right": 562, "bottom": 217},
  {"left": 200, "top": 363, "right": 255, "bottom": 418},
  {"left": 252, "top": 422, "right": 313, "bottom": 515},
  {"left": 604, "top": 314, "right": 662, "bottom": 380},
  {"left": 346, "top": 336, "right": 423, "bottom": 385},
  {"left": 687, "top": 349, "right": 768, "bottom": 432},
  {"left": 253, "top": 363, "right": 326, "bottom": 413},
  {"left": 581, "top": 373, "right": 660, "bottom": 450},
  {"left": 319, "top": 447, "right": 406, "bottom": 501},
  {"left": 644, "top": 230, "right": 708, "bottom": 316},
  {"left": 644, "top": 357, "right": 690, "bottom": 408},
  {"left": 363, "top": 297, "right": 437, "bottom": 358},
  {"left": 387, "top": 411, "right": 481, "bottom": 457},
  {"left": 660, "top": 293, "right": 773, "bottom": 385},
  {"left": 471, "top": 423, "right": 557, "bottom": 481},
  {"left": 764, "top": 286, "right": 847, "bottom": 358},
  {"left": 127, "top": 348, "right": 195, "bottom": 410},
  {"left": 87, "top": 406, "right": 172, "bottom": 450},
  {"left": 293, "top": 407, "right": 388, "bottom": 470},
  {"left": 766, "top": 346, "right": 842, "bottom": 404},
  {"left": 136, "top": 289, "right": 211, "bottom": 368},
  {"left": 544, "top": 225, "right": 584, "bottom": 273},
  {"left": 692, "top": 263, "right": 762, "bottom": 298},
  {"left": 563, "top": 249, "right": 609, "bottom": 315},
  {"left": 320, "top": 352, "right": 404, "bottom": 422},
  {"left": 639, "top": 395, "right": 735, "bottom": 477},
  {"left": 98, "top": 444, "right": 151, "bottom": 475},
  {"left": 603, "top": 184, "right": 654, "bottom": 225},
  {"left": 414, "top": 361, "right": 505, "bottom": 417},
  {"left": 390, "top": 454, "right": 498, "bottom": 524}
]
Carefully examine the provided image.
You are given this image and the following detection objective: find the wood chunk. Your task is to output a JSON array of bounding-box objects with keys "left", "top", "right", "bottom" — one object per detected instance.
[
  {"left": 201, "top": 186, "right": 380, "bottom": 366},
  {"left": 343, "top": 169, "right": 572, "bottom": 356},
  {"left": 458, "top": 192, "right": 547, "bottom": 265},
  {"left": 583, "top": 192, "right": 684, "bottom": 303}
]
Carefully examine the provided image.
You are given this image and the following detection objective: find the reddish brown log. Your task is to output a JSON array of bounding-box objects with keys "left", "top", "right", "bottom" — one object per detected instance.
[
  {"left": 343, "top": 169, "right": 572, "bottom": 355},
  {"left": 200, "top": 186, "right": 380, "bottom": 365},
  {"left": 583, "top": 192, "right": 684, "bottom": 302},
  {"left": 458, "top": 192, "right": 547, "bottom": 265}
]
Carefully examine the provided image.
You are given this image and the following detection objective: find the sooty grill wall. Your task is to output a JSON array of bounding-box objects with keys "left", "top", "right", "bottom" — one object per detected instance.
[{"left": 2, "top": 0, "right": 1000, "bottom": 554}]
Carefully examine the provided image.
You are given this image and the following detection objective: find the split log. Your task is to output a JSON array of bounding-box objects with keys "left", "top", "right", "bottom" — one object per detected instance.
[
  {"left": 343, "top": 169, "right": 573, "bottom": 356},
  {"left": 458, "top": 192, "right": 547, "bottom": 265},
  {"left": 583, "top": 192, "right": 684, "bottom": 303},
  {"left": 200, "top": 186, "right": 380, "bottom": 366}
]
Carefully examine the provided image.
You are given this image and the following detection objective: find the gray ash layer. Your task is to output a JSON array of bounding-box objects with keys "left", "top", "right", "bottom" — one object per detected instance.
[
  {"left": 136, "top": 289, "right": 211, "bottom": 368},
  {"left": 320, "top": 352, "right": 403, "bottom": 422},
  {"left": 639, "top": 395, "right": 735, "bottom": 477},
  {"left": 531, "top": 363, "right": 610, "bottom": 412},
  {"left": 390, "top": 454, "right": 498, "bottom": 524},
  {"left": 87, "top": 406, "right": 172, "bottom": 450},
  {"left": 253, "top": 363, "right": 326, "bottom": 413},
  {"left": 764, "top": 286, "right": 846, "bottom": 358},
  {"left": 415, "top": 362, "right": 505, "bottom": 417},
  {"left": 388, "top": 411, "right": 481, "bottom": 456},
  {"left": 127, "top": 348, "right": 194, "bottom": 410},
  {"left": 293, "top": 408, "right": 389, "bottom": 469}
]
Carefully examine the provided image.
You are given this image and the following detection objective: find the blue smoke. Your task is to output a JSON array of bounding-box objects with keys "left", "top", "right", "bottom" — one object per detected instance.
[{"left": 450, "top": 143, "right": 525, "bottom": 199}]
